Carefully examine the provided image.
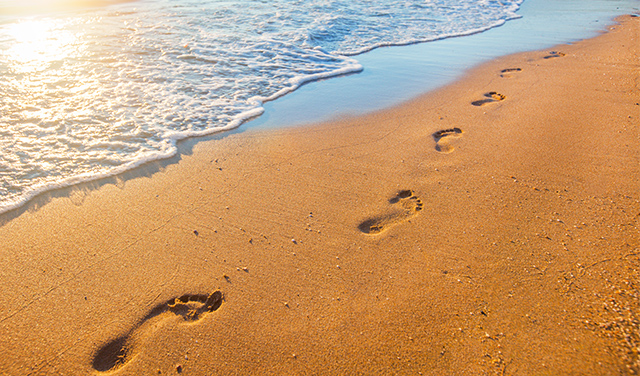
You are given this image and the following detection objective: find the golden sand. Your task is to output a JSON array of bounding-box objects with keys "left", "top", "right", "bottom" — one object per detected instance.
[{"left": 0, "top": 15, "right": 638, "bottom": 376}]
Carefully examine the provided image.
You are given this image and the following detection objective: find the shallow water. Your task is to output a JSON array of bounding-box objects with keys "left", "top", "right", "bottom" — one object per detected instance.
[{"left": 249, "top": 0, "right": 640, "bottom": 129}]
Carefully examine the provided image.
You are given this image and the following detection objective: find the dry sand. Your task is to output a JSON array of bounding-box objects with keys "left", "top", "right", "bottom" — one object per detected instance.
[{"left": 0, "top": 15, "right": 638, "bottom": 376}]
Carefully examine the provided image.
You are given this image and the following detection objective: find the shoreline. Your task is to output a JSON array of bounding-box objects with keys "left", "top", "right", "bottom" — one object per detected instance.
[
  {"left": 0, "top": 15, "right": 638, "bottom": 376},
  {"left": 2, "top": 0, "right": 638, "bottom": 218},
  {"left": 246, "top": 0, "right": 640, "bottom": 129}
]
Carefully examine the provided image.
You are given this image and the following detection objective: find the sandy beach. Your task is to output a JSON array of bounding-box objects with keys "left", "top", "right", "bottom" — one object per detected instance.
[{"left": 0, "top": 14, "right": 638, "bottom": 376}]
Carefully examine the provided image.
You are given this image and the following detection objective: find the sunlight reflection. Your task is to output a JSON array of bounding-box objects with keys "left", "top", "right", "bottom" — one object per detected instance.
[
  {"left": 2, "top": 18, "right": 80, "bottom": 73},
  {"left": 0, "top": 0, "right": 136, "bottom": 16}
]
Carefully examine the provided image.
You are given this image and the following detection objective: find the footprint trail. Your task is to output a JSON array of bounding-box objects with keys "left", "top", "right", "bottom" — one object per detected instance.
[
  {"left": 433, "top": 127, "right": 463, "bottom": 153},
  {"left": 500, "top": 68, "right": 522, "bottom": 78},
  {"left": 471, "top": 92, "right": 506, "bottom": 107},
  {"left": 92, "top": 291, "right": 223, "bottom": 373},
  {"left": 359, "top": 190, "right": 423, "bottom": 235},
  {"left": 544, "top": 51, "right": 566, "bottom": 59}
]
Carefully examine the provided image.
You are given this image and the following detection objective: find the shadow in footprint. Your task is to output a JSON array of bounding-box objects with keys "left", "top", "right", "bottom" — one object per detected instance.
[
  {"left": 432, "top": 127, "right": 463, "bottom": 153},
  {"left": 500, "top": 68, "right": 522, "bottom": 78},
  {"left": 93, "top": 291, "right": 223, "bottom": 373},
  {"left": 359, "top": 190, "right": 423, "bottom": 235},
  {"left": 543, "top": 51, "right": 566, "bottom": 59},
  {"left": 471, "top": 92, "right": 506, "bottom": 107}
]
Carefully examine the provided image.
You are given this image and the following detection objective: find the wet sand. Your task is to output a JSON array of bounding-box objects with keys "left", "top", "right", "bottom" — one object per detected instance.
[{"left": 0, "top": 15, "right": 638, "bottom": 376}]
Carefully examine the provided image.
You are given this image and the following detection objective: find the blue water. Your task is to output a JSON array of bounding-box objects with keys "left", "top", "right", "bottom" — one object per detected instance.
[
  {"left": 0, "top": 0, "right": 637, "bottom": 215},
  {"left": 250, "top": 0, "right": 640, "bottom": 128}
]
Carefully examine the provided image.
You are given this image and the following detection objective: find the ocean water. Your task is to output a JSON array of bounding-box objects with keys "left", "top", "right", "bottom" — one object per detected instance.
[{"left": 0, "top": 0, "right": 525, "bottom": 214}]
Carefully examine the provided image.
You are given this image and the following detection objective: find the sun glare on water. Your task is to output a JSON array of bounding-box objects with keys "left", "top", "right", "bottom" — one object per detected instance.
[
  {"left": 0, "top": 0, "right": 131, "bottom": 16},
  {"left": 2, "top": 18, "right": 79, "bottom": 73}
]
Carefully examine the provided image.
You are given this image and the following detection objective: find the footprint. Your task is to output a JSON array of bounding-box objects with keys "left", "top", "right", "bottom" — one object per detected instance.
[
  {"left": 471, "top": 92, "right": 506, "bottom": 107},
  {"left": 432, "top": 127, "right": 463, "bottom": 153},
  {"left": 92, "top": 291, "right": 223, "bottom": 373},
  {"left": 500, "top": 68, "right": 522, "bottom": 78},
  {"left": 358, "top": 190, "right": 423, "bottom": 235},
  {"left": 543, "top": 51, "right": 566, "bottom": 59}
]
